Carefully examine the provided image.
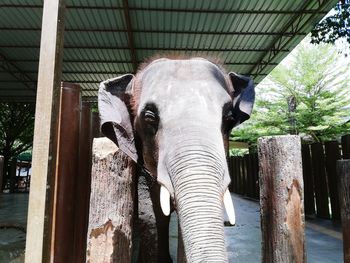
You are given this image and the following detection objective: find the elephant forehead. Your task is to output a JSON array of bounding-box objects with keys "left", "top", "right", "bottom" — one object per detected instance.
[{"left": 137, "top": 59, "right": 231, "bottom": 117}]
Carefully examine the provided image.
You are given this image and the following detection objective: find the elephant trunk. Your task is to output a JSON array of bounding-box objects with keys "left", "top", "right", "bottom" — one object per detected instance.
[{"left": 166, "top": 137, "right": 228, "bottom": 262}]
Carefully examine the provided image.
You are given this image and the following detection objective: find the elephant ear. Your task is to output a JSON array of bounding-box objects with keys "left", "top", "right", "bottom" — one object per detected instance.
[
  {"left": 229, "top": 72, "right": 255, "bottom": 127},
  {"left": 98, "top": 74, "right": 138, "bottom": 162}
]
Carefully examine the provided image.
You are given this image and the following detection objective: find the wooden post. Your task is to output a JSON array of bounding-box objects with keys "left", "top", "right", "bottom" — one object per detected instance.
[
  {"left": 337, "top": 160, "right": 350, "bottom": 263},
  {"left": 25, "top": 0, "right": 65, "bottom": 262},
  {"left": 258, "top": 135, "right": 305, "bottom": 263},
  {"left": 325, "top": 141, "right": 341, "bottom": 220},
  {"left": 73, "top": 101, "right": 92, "bottom": 262},
  {"left": 301, "top": 144, "right": 315, "bottom": 216},
  {"left": 311, "top": 143, "right": 330, "bottom": 219},
  {"left": 86, "top": 137, "right": 136, "bottom": 262},
  {"left": 0, "top": 155, "right": 3, "bottom": 191},
  {"left": 51, "top": 83, "right": 81, "bottom": 262}
]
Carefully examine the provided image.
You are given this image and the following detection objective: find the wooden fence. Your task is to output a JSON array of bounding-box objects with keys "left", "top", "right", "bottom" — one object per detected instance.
[{"left": 228, "top": 134, "right": 350, "bottom": 220}]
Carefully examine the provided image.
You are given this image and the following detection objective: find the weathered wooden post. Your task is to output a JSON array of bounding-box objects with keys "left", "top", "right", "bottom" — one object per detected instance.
[
  {"left": 0, "top": 155, "right": 3, "bottom": 191},
  {"left": 86, "top": 137, "right": 136, "bottom": 262},
  {"left": 258, "top": 135, "right": 305, "bottom": 263},
  {"left": 337, "top": 160, "right": 350, "bottom": 263}
]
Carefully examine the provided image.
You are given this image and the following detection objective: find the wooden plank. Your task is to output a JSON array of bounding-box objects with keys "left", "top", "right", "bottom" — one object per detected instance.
[
  {"left": 0, "top": 156, "right": 3, "bottom": 191},
  {"left": 239, "top": 156, "right": 245, "bottom": 195},
  {"left": 325, "top": 141, "right": 341, "bottom": 220},
  {"left": 25, "top": 1, "right": 66, "bottom": 262},
  {"left": 311, "top": 143, "right": 330, "bottom": 219},
  {"left": 228, "top": 157, "right": 232, "bottom": 192},
  {"left": 301, "top": 144, "right": 315, "bottom": 216},
  {"left": 253, "top": 153, "right": 260, "bottom": 199},
  {"left": 342, "top": 135, "right": 350, "bottom": 159},
  {"left": 258, "top": 135, "right": 305, "bottom": 263},
  {"left": 246, "top": 154, "right": 253, "bottom": 197},
  {"left": 52, "top": 83, "right": 81, "bottom": 262},
  {"left": 237, "top": 157, "right": 242, "bottom": 194},
  {"left": 243, "top": 155, "right": 248, "bottom": 195},
  {"left": 337, "top": 160, "right": 350, "bottom": 263},
  {"left": 233, "top": 157, "right": 238, "bottom": 193},
  {"left": 73, "top": 102, "right": 92, "bottom": 263},
  {"left": 91, "top": 111, "right": 102, "bottom": 139},
  {"left": 86, "top": 138, "right": 136, "bottom": 262}
]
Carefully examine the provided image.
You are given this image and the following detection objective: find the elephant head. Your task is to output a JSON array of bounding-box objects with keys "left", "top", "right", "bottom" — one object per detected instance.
[{"left": 98, "top": 57, "right": 254, "bottom": 262}]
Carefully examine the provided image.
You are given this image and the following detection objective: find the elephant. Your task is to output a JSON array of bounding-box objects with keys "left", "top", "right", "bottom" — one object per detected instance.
[{"left": 98, "top": 56, "right": 255, "bottom": 262}]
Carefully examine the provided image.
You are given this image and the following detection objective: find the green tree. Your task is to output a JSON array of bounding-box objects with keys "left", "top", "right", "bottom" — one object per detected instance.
[
  {"left": 311, "top": 0, "right": 350, "bottom": 48},
  {"left": 232, "top": 40, "right": 350, "bottom": 146},
  {"left": 0, "top": 103, "right": 35, "bottom": 190}
]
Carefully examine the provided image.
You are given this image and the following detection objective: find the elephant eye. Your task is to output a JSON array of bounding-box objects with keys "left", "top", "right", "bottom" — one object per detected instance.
[
  {"left": 144, "top": 110, "right": 157, "bottom": 123},
  {"left": 222, "top": 104, "right": 235, "bottom": 133},
  {"left": 142, "top": 103, "right": 159, "bottom": 135}
]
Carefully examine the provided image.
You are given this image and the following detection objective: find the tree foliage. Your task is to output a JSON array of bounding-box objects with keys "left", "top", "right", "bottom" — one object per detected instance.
[
  {"left": 231, "top": 41, "right": 350, "bottom": 146},
  {"left": 0, "top": 103, "right": 35, "bottom": 187},
  {"left": 311, "top": 0, "right": 350, "bottom": 47}
]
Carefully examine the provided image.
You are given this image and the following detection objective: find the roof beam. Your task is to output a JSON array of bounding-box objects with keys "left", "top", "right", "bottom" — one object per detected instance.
[
  {"left": 0, "top": 27, "right": 306, "bottom": 36},
  {"left": 0, "top": 62, "right": 278, "bottom": 72},
  {"left": 122, "top": 0, "right": 138, "bottom": 73},
  {"left": 250, "top": 0, "right": 335, "bottom": 78},
  {"left": 0, "top": 45, "right": 290, "bottom": 52},
  {"left": 0, "top": 53, "right": 36, "bottom": 92},
  {"left": 0, "top": 4, "right": 328, "bottom": 15}
]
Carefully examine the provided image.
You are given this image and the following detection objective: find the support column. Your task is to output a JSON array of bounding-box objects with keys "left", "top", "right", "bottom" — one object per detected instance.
[
  {"left": 258, "top": 135, "right": 305, "bottom": 263},
  {"left": 25, "top": 0, "right": 66, "bottom": 262}
]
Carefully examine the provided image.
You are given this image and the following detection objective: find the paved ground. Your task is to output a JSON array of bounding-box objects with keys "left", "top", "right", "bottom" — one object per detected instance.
[
  {"left": 170, "top": 193, "right": 343, "bottom": 263},
  {"left": 0, "top": 194, "right": 27, "bottom": 262},
  {"left": 0, "top": 193, "right": 344, "bottom": 262}
]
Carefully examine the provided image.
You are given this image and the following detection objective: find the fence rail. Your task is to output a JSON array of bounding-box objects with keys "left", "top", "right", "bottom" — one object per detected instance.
[{"left": 228, "top": 134, "right": 350, "bottom": 221}]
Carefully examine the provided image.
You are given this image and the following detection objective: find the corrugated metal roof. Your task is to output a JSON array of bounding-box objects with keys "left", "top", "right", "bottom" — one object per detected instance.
[{"left": 0, "top": 0, "right": 338, "bottom": 101}]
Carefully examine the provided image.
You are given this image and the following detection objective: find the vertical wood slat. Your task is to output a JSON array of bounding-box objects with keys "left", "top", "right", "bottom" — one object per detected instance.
[
  {"left": 243, "top": 155, "right": 248, "bottom": 195},
  {"left": 230, "top": 156, "right": 237, "bottom": 192},
  {"left": 234, "top": 157, "right": 239, "bottom": 193},
  {"left": 311, "top": 143, "right": 330, "bottom": 219},
  {"left": 301, "top": 144, "right": 315, "bottom": 216},
  {"left": 25, "top": 1, "right": 66, "bottom": 262},
  {"left": 73, "top": 102, "right": 92, "bottom": 262},
  {"left": 254, "top": 153, "right": 260, "bottom": 199},
  {"left": 246, "top": 154, "right": 253, "bottom": 197},
  {"left": 228, "top": 157, "right": 233, "bottom": 192},
  {"left": 238, "top": 157, "right": 243, "bottom": 194},
  {"left": 0, "top": 156, "right": 3, "bottom": 191},
  {"left": 52, "top": 83, "right": 81, "bottom": 262},
  {"left": 91, "top": 111, "right": 102, "bottom": 139},
  {"left": 325, "top": 141, "right": 341, "bottom": 220},
  {"left": 232, "top": 157, "right": 237, "bottom": 193},
  {"left": 342, "top": 135, "right": 350, "bottom": 159},
  {"left": 337, "top": 160, "right": 350, "bottom": 263},
  {"left": 258, "top": 135, "right": 305, "bottom": 263},
  {"left": 86, "top": 138, "right": 135, "bottom": 262}
]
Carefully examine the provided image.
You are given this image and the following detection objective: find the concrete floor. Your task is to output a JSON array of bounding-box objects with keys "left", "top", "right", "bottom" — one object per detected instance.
[{"left": 0, "top": 193, "right": 344, "bottom": 262}]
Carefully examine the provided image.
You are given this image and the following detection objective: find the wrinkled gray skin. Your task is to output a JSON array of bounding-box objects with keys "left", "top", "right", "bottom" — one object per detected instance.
[{"left": 99, "top": 58, "right": 254, "bottom": 262}]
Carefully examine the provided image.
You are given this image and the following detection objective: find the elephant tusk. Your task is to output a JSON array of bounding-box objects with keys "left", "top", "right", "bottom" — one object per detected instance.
[
  {"left": 224, "top": 189, "right": 236, "bottom": 225},
  {"left": 160, "top": 185, "right": 171, "bottom": 216}
]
